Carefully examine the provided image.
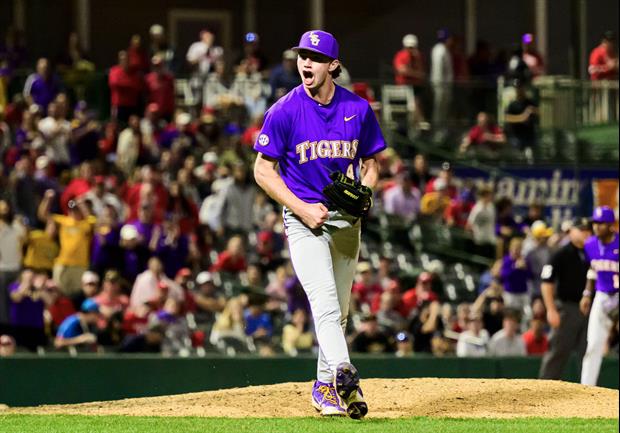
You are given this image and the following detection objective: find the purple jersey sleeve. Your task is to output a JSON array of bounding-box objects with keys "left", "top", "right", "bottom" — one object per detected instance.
[
  {"left": 358, "top": 104, "right": 387, "bottom": 158},
  {"left": 584, "top": 234, "right": 619, "bottom": 293},
  {"left": 253, "top": 102, "right": 290, "bottom": 159}
]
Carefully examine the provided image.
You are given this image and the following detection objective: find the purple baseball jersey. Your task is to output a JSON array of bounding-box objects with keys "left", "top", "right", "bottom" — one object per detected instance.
[
  {"left": 584, "top": 233, "right": 619, "bottom": 293},
  {"left": 254, "top": 85, "right": 387, "bottom": 203}
]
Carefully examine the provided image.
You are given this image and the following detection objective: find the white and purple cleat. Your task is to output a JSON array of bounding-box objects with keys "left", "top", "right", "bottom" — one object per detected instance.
[
  {"left": 311, "top": 380, "right": 347, "bottom": 416},
  {"left": 335, "top": 362, "right": 368, "bottom": 419}
]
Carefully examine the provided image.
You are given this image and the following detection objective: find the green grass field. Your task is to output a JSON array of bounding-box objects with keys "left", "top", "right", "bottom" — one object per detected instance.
[{"left": 1, "top": 415, "right": 618, "bottom": 433}]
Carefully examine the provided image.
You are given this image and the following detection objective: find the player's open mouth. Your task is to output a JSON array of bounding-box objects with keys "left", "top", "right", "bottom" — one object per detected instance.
[{"left": 302, "top": 70, "right": 315, "bottom": 85}]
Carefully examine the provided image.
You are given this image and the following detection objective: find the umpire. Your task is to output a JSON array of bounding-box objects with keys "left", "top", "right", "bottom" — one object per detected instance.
[{"left": 539, "top": 218, "right": 592, "bottom": 379}]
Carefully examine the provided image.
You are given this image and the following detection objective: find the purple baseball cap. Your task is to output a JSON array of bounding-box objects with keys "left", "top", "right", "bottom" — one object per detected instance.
[
  {"left": 592, "top": 206, "right": 616, "bottom": 223},
  {"left": 292, "top": 30, "right": 339, "bottom": 60}
]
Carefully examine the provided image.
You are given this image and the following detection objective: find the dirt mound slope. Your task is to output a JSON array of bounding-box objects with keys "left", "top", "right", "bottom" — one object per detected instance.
[{"left": 6, "top": 378, "right": 619, "bottom": 419}]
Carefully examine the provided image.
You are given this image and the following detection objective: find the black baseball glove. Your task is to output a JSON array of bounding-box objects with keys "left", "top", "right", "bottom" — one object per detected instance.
[{"left": 322, "top": 171, "right": 373, "bottom": 218}]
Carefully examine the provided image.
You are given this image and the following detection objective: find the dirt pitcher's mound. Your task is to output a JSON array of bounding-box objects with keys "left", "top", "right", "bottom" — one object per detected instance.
[{"left": 7, "top": 379, "right": 619, "bottom": 419}]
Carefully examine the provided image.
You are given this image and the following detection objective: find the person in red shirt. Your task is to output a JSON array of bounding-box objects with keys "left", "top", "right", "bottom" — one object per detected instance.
[
  {"left": 60, "top": 161, "right": 94, "bottom": 213},
  {"left": 589, "top": 31, "right": 618, "bottom": 81},
  {"left": 108, "top": 50, "right": 143, "bottom": 122},
  {"left": 401, "top": 272, "right": 438, "bottom": 317},
  {"left": 351, "top": 262, "right": 383, "bottom": 312},
  {"left": 127, "top": 34, "right": 150, "bottom": 75},
  {"left": 459, "top": 112, "right": 506, "bottom": 155},
  {"left": 522, "top": 318, "right": 549, "bottom": 355},
  {"left": 425, "top": 161, "right": 458, "bottom": 199},
  {"left": 393, "top": 34, "right": 428, "bottom": 128},
  {"left": 44, "top": 278, "right": 75, "bottom": 331},
  {"left": 444, "top": 187, "right": 476, "bottom": 228},
  {"left": 123, "top": 165, "right": 169, "bottom": 224},
  {"left": 210, "top": 235, "right": 247, "bottom": 273},
  {"left": 93, "top": 270, "right": 129, "bottom": 329},
  {"left": 145, "top": 55, "right": 175, "bottom": 122}
]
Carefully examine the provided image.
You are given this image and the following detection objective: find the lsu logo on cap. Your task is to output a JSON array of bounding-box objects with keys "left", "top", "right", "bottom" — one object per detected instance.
[
  {"left": 258, "top": 134, "right": 270, "bottom": 146},
  {"left": 309, "top": 32, "right": 320, "bottom": 46}
]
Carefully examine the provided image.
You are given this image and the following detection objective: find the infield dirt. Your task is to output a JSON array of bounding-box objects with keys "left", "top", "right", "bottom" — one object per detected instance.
[{"left": 6, "top": 378, "right": 619, "bottom": 419}]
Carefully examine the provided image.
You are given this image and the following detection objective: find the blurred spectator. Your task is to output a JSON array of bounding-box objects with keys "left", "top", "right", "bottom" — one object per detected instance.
[
  {"left": 156, "top": 297, "right": 191, "bottom": 356},
  {"left": 522, "top": 318, "right": 549, "bottom": 355},
  {"left": 108, "top": 50, "right": 143, "bottom": 123},
  {"left": 43, "top": 278, "right": 75, "bottom": 332},
  {"left": 472, "top": 279, "right": 505, "bottom": 336},
  {"left": 395, "top": 331, "right": 413, "bottom": 357},
  {"left": 70, "top": 102, "right": 101, "bottom": 164},
  {"left": 408, "top": 300, "right": 442, "bottom": 353},
  {"left": 231, "top": 57, "right": 269, "bottom": 118},
  {"left": 127, "top": 34, "right": 149, "bottom": 74},
  {"left": 186, "top": 29, "right": 224, "bottom": 106},
  {"left": 383, "top": 171, "right": 421, "bottom": 224},
  {"left": 500, "top": 237, "right": 532, "bottom": 315},
  {"left": 210, "top": 296, "right": 247, "bottom": 346},
  {"left": 193, "top": 271, "right": 226, "bottom": 330},
  {"left": 90, "top": 204, "right": 123, "bottom": 276},
  {"left": 425, "top": 162, "right": 457, "bottom": 198},
  {"left": 93, "top": 270, "right": 129, "bottom": 326},
  {"left": 244, "top": 294, "right": 273, "bottom": 351},
  {"left": 409, "top": 154, "right": 432, "bottom": 193},
  {"left": 505, "top": 46, "right": 532, "bottom": 86},
  {"left": 269, "top": 50, "right": 300, "bottom": 103},
  {"left": 145, "top": 55, "right": 175, "bottom": 121},
  {"left": 129, "top": 257, "right": 183, "bottom": 310},
  {"left": 54, "top": 298, "right": 100, "bottom": 350},
  {"left": 82, "top": 176, "right": 123, "bottom": 219},
  {"left": 235, "top": 32, "right": 269, "bottom": 75},
  {"left": 115, "top": 115, "right": 141, "bottom": 177},
  {"left": 393, "top": 34, "right": 428, "bottom": 127},
  {"left": 282, "top": 308, "right": 314, "bottom": 356},
  {"left": 38, "top": 191, "right": 96, "bottom": 297},
  {"left": 444, "top": 187, "right": 475, "bottom": 229},
  {"left": 119, "top": 316, "right": 164, "bottom": 353},
  {"left": 376, "top": 290, "right": 406, "bottom": 332},
  {"left": 124, "top": 165, "right": 169, "bottom": 223},
  {"left": 495, "top": 196, "right": 521, "bottom": 255},
  {"left": 351, "top": 313, "right": 394, "bottom": 353},
  {"left": 23, "top": 58, "right": 62, "bottom": 113},
  {"left": 0, "top": 200, "right": 26, "bottom": 327},
  {"left": 504, "top": 79, "right": 538, "bottom": 162},
  {"left": 466, "top": 186, "right": 496, "bottom": 258},
  {"left": 219, "top": 163, "right": 257, "bottom": 236},
  {"left": 0, "top": 334, "right": 16, "bottom": 356},
  {"left": 73, "top": 270, "right": 100, "bottom": 310},
  {"left": 211, "top": 235, "right": 248, "bottom": 273},
  {"left": 148, "top": 24, "right": 176, "bottom": 72},
  {"left": 430, "top": 29, "right": 454, "bottom": 131},
  {"left": 521, "top": 33, "right": 545, "bottom": 78},
  {"left": 60, "top": 162, "right": 94, "bottom": 214},
  {"left": 488, "top": 309, "right": 526, "bottom": 356},
  {"left": 0, "top": 27, "right": 27, "bottom": 69},
  {"left": 38, "top": 100, "right": 71, "bottom": 170},
  {"left": 8, "top": 269, "right": 48, "bottom": 350},
  {"left": 459, "top": 112, "right": 506, "bottom": 156},
  {"left": 402, "top": 272, "right": 438, "bottom": 317},
  {"left": 589, "top": 31, "right": 618, "bottom": 80},
  {"left": 456, "top": 313, "right": 489, "bottom": 357},
  {"left": 420, "top": 178, "right": 451, "bottom": 220},
  {"left": 351, "top": 262, "right": 382, "bottom": 312},
  {"left": 524, "top": 221, "right": 553, "bottom": 296}
]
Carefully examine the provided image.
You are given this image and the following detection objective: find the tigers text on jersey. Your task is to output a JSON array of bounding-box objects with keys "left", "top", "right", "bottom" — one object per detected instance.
[
  {"left": 584, "top": 233, "right": 619, "bottom": 293},
  {"left": 254, "top": 84, "right": 387, "bottom": 203}
]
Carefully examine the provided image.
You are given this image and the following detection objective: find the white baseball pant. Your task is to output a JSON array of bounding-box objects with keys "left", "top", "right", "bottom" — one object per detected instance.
[
  {"left": 284, "top": 208, "right": 360, "bottom": 384},
  {"left": 581, "top": 291, "right": 616, "bottom": 386}
]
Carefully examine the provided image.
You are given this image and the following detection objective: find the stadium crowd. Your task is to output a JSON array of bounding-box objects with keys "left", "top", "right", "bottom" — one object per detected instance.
[{"left": 0, "top": 24, "right": 618, "bottom": 358}]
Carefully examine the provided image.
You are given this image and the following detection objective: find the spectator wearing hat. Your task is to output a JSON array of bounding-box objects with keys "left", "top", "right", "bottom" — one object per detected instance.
[
  {"left": 488, "top": 309, "right": 527, "bottom": 356},
  {"left": 539, "top": 218, "right": 592, "bottom": 379},
  {"left": 73, "top": 270, "right": 100, "bottom": 310},
  {"left": 54, "top": 298, "right": 100, "bottom": 349},
  {"left": 425, "top": 162, "right": 458, "bottom": 198},
  {"left": 351, "top": 313, "right": 395, "bottom": 354},
  {"left": 8, "top": 269, "right": 48, "bottom": 350},
  {"left": 351, "top": 262, "right": 382, "bottom": 312},
  {"left": 456, "top": 312, "right": 489, "bottom": 357},
  {"left": 0, "top": 334, "right": 16, "bottom": 356},
  {"left": 589, "top": 31, "right": 618, "bottom": 81},
  {"left": 525, "top": 220, "right": 554, "bottom": 296},
  {"left": 444, "top": 185, "right": 476, "bottom": 229},
  {"left": 23, "top": 58, "right": 62, "bottom": 114},
  {"left": 420, "top": 177, "right": 452, "bottom": 221},
  {"left": 269, "top": 49, "right": 301, "bottom": 103},
  {"left": 42, "top": 278, "right": 75, "bottom": 334},
  {"left": 148, "top": 24, "right": 176, "bottom": 72},
  {"left": 393, "top": 34, "right": 428, "bottom": 128},
  {"left": 108, "top": 50, "right": 143, "bottom": 123},
  {"left": 193, "top": 271, "right": 225, "bottom": 328},
  {"left": 38, "top": 190, "right": 96, "bottom": 299},
  {"left": 145, "top": 54, "right": 175, "bottom": 122}
]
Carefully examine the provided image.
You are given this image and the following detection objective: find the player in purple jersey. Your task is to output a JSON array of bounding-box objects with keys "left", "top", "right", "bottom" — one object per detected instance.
[
  {"left": 253, "top": 30, "right": 386, "bottom": 418},
  {"left": 580, "top": 206, "right": 619, "bottom": 385}
]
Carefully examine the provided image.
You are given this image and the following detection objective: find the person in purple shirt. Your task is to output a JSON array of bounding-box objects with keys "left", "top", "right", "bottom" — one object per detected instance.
[
  {"left": 23, "top": 58, "right": 62, "bottom": 113},
  {"left": 121, "top": 204, "right": 159, "bottom": 281},
  {"left": 500, "top": 237, "right": 532, "bottom": 316},
  {"left": 153, "top": 218, "right": 189, "bottom": 278},
  {"left": 8, "top": 270, "right": 48, "bottom": 351},
  {"left": 580, "top": 206, "right": 619, "bottom": 385},
  {"left": 253, "top": 30, "right": 386, "bottom": 418}
]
